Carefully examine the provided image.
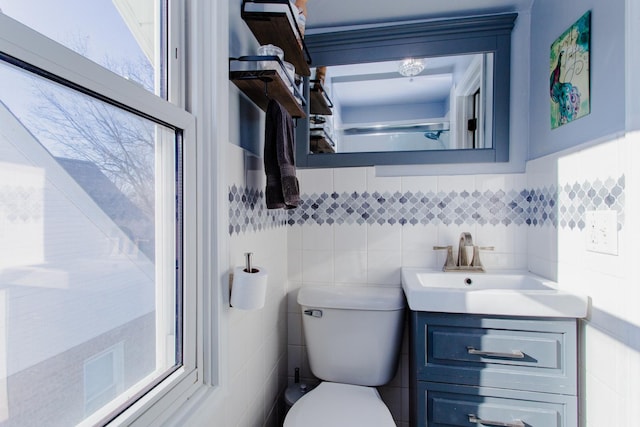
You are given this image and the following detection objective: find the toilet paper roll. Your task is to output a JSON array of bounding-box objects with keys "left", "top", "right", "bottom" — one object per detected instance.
[{"left": 230, "top": 266, "right": 268, "bottom": 310}]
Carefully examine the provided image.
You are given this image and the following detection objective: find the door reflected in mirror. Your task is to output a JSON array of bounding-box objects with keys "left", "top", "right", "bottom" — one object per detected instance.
[{"left": 309, "top": 52, "right": 494, "bottom": 154}]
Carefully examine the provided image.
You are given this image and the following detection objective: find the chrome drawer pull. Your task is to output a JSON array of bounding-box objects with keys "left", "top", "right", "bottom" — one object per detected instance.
[
  {"left": 468, "top": 414, "right": 525, "bottom": 427},
  {"left": 466, "top": 346, "right": 525, "bottom": 359}
]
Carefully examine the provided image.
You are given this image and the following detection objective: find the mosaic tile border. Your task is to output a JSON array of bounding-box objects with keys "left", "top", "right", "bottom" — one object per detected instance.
[
  {"left": 557, "top": 175, "right": 625, "bottom": 230},
  {"left": 228, "top": 185, "right": 288, "bottom": 235},
  {"left": 287, "top": 188, "right": 533, "bottom": 227},
  {"left": 228, "top": 175, "right": 625, "bottom": 235}
]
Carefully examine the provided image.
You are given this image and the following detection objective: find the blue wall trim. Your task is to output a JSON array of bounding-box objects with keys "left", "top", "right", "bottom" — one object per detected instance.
[{"left": 228, "top": 175, "right": 625, "bottom": 235}]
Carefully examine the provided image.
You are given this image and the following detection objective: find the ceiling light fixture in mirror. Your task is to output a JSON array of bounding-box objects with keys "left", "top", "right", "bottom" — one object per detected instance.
[{"left": 398, "top": 58, "right": 425, "bottom": 77}]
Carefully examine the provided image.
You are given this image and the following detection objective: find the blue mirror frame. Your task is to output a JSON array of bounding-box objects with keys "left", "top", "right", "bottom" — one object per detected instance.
[{"left": 295, "top": 13, "right": 517, "bottom": 168}]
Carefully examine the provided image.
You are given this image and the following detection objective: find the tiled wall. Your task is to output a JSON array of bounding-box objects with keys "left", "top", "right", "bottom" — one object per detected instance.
[
  {"left": 527, "top": 132, "right": 638, "bottom": 427},
  {"left": 220, "top": 144, "right": 289, "bottom": 427},
  {"left": 283, "top": 177, "right": 624, "bottom": 230},
  {"left": 230, "top": 172, "right": 625, "bottom": 237},
  {"left": 228, "top": 185, "right": 288, "bottom": 235},
  {"left": 228, "top": 157, "right": 628, "bottom": 427},
  {"left": 291, "top": 169, "right": 530, "bottom": 427}
]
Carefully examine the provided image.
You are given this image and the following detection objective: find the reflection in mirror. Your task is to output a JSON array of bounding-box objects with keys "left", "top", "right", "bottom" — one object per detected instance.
[
  {"left": 296, "top": 13, "right": 516, "bottom": 168},
  {"left": 310, "top": 52, "right": 494, "bottom": 154}
]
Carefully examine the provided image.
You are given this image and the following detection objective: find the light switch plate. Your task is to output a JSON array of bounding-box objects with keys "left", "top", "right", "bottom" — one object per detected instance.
[{"left": 585, "top": 210, "right": 618, "bottom": 255}]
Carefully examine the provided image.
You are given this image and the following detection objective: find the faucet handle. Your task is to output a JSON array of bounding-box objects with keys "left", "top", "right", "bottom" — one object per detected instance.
[
  {"left": 470, "top": 245, "right": 495, "bottom": 269},
  {"left": 433, "top": 245, "right": 456, "bottom": 270}
]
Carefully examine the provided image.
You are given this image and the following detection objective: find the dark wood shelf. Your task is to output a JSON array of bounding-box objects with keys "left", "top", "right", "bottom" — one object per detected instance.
[
  {"left": 241, "top": 1, "right": 311, "bottom": 76},
  {"left": 230, "top": 69, "right": 306, "bottom": 118},
  {"left": 310, "top": 136, "right": 335, "bottom": 154},
  {"left": 310, "top": 130, "right": 335, "bottom": 153},
  {"left": 310, "top": 87, "right": 332, "bottom": 116}
]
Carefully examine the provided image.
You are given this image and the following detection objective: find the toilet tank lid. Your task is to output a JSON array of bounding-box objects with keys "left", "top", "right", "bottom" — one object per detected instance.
[{"left": 297, "top": 286, "right": 405, "bottom": 311}]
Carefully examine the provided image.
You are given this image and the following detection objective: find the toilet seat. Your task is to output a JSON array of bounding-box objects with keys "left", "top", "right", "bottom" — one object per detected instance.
[{"left": 283, "top": 382, "right": 396, "bottom": 427}]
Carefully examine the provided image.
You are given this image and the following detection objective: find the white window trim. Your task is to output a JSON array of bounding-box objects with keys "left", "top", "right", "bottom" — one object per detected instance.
[
  {"left": 139, "top": 0, "right": 230, "bottom": 423},
  {"left": 0, "top": 6, "right": 202, "bottom": 426},
  {"left": 155, "top": 1, "right": 230, "bottom": 424}
]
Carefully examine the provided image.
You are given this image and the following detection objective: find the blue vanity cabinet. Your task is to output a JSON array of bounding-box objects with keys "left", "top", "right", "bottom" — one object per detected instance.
[{"left": 409, "top": 312, "right": 579, "bottom": 427}]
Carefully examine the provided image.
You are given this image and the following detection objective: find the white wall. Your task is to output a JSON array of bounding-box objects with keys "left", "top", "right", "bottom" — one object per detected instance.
[
  {"left": 527, "top": 0, "right": 640, "bottom": 426},
  {"left": 222, "top": 144, "right": 290, "bottom": 426},
  {"left": 526, "top": 134, "right": 637, "bottom": 427},
  {"left": 181, "top": 145, "right": 289, "bottom": 427},
  {"left": 287, "top": 166, "right": 529, "bottom": 427}
]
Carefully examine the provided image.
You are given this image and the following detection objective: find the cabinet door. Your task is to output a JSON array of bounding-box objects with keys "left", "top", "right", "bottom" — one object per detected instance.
[
  {"left": 411, "top": 312, "right": 577, "bottom": 394},
  {"left": 418, "top": 382, "right": 577, "bottom": 427}
]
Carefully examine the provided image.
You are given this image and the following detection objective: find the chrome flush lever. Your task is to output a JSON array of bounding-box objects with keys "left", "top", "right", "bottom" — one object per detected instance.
[{"left": 303, "top": 309, "right": 322, "bottom": 318}]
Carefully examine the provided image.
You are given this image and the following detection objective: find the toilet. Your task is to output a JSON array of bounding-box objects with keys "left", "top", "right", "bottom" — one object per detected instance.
[{"left": 283, "top": 285, "right": 405, "bottom": 427}]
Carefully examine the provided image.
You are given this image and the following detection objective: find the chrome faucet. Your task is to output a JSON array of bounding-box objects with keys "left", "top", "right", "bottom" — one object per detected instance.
[
  {"left": 433, "top": 232, "right": 494, "bottom": 272},
  {"left": 457, "top": 232, "right": 474, "bottom": 267}
]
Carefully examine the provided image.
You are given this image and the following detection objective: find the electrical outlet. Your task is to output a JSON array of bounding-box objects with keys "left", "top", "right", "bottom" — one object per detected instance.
[{"left": 585, "top": 210, "right": 618, "bottom": 255}]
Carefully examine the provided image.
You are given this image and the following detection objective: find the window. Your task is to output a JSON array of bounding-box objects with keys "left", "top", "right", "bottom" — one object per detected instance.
[
  {"left": 0, "top": 0, "right": 167, "bottom": 98},
  {"left": 0, "top": 3, "right": 197, "bottom": 426},
  {"left": 84, "top": 344, "right": 125, "bottom": 415}
]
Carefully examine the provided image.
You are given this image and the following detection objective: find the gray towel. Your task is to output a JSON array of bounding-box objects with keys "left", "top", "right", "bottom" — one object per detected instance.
[{"left": 264, "top": 99, "right": 300, "bottom": 209}]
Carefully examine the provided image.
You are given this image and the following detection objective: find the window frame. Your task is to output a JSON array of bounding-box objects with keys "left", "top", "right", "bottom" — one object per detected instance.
[{"left": 0, "top": 5, "right": 201, "bottom": 426}]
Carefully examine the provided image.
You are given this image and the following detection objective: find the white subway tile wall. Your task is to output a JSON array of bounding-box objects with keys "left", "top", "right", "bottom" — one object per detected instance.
[
  {"left": 227, "top": 132, "right": 635, "bottom": 427},
  {"left": 223, "top": 144, "right": 289, "bottom": 426},
  {"left": 528, "top": 133, "right": 637, "bottom": 427}
]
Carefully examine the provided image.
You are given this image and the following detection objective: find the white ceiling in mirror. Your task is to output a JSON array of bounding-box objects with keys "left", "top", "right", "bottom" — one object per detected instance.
[
  {"left": 333, "top": 73, "right": 452, "bottom": 108},
  {"left": 327, "top": 55, "right": 475, "bottom": 108},
  {"left": 305, "top": 0, "right": 531, "bottom": 30}
]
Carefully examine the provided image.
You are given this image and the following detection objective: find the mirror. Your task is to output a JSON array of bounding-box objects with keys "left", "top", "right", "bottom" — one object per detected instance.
[
  {"left": 310, "top": 52, "right": 493, "bottom": 154},
  {"left": 295, "top": 14, "right": 516, "bottom": 168}
]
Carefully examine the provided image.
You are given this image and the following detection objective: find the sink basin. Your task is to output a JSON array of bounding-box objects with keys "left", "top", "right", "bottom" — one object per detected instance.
[{"left": 401, "top": 268, "right": 589, "bottom": 318}]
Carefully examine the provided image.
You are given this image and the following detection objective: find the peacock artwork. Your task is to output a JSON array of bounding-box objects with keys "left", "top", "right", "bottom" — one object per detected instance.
[{"left": 550, "top": 10, "right": 591, "bottom": 129}]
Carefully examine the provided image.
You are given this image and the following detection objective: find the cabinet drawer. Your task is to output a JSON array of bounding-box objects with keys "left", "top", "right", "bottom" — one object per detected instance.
[
  {"left": 418, "top": 382, "right": 577, "bottom": 427},
  {"left": 411, "top": 312, "right": 577, "bottom": 394}
]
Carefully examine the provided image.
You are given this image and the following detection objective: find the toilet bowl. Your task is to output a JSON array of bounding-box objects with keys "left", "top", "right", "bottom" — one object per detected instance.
[
  {"left": 283, "top": 382, "right": 395, "bottom": 427},
  {"left": 283, "top": 285, "right": 405, "bottom": 427}
]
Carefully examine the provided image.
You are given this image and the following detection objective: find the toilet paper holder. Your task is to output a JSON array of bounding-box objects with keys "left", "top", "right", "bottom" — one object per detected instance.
[
  {"left": 243, "top": 252, "right": 258, "bottom": 273},
  {"left": 230, "top": 252, "right": 268, "bottom": 310}
]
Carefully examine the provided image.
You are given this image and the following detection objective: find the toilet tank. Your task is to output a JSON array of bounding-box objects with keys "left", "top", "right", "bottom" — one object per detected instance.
[{"left": 297, "top": 286, "right": 405, "bottom": 386}]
